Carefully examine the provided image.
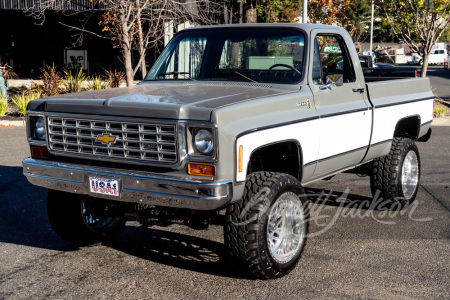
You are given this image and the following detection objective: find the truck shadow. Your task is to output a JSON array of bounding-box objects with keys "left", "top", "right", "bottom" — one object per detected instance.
[
  {"left": 0, "top": 165, "right": 238, "bottom": 277},
  {"left": 304, "top": 187, "right": 390, "bottom": 211},
  {"left": 0, "top": 165, "right": 73, "bottom": 251},
  {"left": 1, "top": 164, "right": 403, "bottom": 278},
  {"left": 105, "top": 225, "right": 240, "bottom": 278}
]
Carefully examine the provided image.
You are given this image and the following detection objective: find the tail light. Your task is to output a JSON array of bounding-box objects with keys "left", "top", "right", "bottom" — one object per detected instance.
[
  {"left": 433, "top": 100, "right": 435, "bottom": 119},
  {"left": 415, "top": 69, "right": 418, "bottom": 78}
]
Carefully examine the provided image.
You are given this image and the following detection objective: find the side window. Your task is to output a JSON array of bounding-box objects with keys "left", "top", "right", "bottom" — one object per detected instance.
[{"left": 315, "top": 34, "right": 356, "bottom": 83}]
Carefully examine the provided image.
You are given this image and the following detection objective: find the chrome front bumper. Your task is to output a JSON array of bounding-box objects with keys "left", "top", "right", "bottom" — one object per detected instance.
[{"left": 23, "top": 158, "right": 232, "bottom": 210}]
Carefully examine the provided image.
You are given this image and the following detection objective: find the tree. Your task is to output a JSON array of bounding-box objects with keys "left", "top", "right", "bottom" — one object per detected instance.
[
  {"left": 378, "top": 0, "right": 450, "bottom": 77},
  {"left": 307, "top": 0, "right": 352, "bottom": 26},
  {"left": 344, "top": 0, "right": 372, "bottom": 42},
  {"left": 344, "top": 0, "right": 394, "bottom": 43},
  {"left": 256, "top": 0, "right": 301, "bottom": 22},
  {"left": 26, "top": 0, "right": 223, "bottom": 86}
]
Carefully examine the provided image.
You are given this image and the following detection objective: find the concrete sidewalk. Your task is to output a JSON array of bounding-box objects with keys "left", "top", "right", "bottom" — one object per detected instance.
[{"left": 431, "top": 115, "right": 450, "bottom": 126}]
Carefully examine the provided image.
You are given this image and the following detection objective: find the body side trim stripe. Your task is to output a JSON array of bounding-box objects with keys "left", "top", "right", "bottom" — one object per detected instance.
[
  {"left": 370, "top": 139, "right": 393, "bottom": 147},
  {"left": 304, "top": 161, "right": 316, "bottom": 168},
  {"left": 302, "top": 145, "right": 368, "bottom": 167},
  {"left": 236, "top": 116, "right": 320, "bottom": 139},
  {"left": 320, "top": 107, "right": 370, "bottom": 119},
  {"left": 374, "top": 97, "right": 434, "bottom": 109},
  {"left": 236, "top": 107, "right": 371, "bottom": 140},
  {"left": 302, "top": 139, "right": 392, "bottom": 168},
  {"left": 317, "top": 146, "right": 367, "bottom": 163}
]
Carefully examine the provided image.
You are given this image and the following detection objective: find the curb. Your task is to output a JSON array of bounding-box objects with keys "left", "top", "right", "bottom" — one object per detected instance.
[{"left": 0, "top": 120, "right": 25, "bottom": 127}]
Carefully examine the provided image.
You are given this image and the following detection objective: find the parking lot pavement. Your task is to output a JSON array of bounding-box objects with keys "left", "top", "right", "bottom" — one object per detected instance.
[
  {"left": 426, "top": 66, "right": 450, "bottom": 100},
  {"left": 0, "top": 125, "right": 449, "bottom": 299}
]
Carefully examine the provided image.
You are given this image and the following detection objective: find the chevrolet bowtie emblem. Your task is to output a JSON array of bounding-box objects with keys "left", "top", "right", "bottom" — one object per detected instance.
[{"left": 96, "top": 134, "right": 118, "bottom": 145}]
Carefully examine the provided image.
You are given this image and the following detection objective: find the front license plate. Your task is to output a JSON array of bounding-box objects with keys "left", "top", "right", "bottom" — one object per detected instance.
[{"left": 89, "top": 176, "right": 120, "bottom": 197}]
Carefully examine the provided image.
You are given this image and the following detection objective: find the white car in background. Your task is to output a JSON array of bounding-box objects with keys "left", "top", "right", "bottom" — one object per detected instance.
[{"left": 412, "top": 49, "right": 448, "bottom": 65}]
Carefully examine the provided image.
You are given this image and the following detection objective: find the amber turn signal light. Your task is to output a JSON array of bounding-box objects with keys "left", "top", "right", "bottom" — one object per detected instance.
[
  {"left": 187, "top": 163, "right": 215, "bottom": 177},
  {"left": 238, "top": 145, "right": 243, "bottom": 173},
  {"left": 31, "top": 146, "right": 50, "bottom": 159}
]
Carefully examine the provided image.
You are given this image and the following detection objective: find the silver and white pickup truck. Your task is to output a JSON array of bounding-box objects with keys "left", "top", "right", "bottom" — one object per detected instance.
[{"left": 23, "top": 24, "right": 433, "bottom": 279}]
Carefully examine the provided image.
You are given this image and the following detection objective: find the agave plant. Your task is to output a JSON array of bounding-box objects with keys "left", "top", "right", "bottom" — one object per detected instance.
[
  {"left": 103, "top": 68, "right": 125, "bottom": 88},
  {"left": 64, "top": 69, "right": 87, "bottom": 93},
  {"left": 39, "top": 64, "right": 62, "bottom": 96},
  {"left": 0, "top": 61, "right": 18, "bottom": 80},
  {"left": 0, "top": 96, "right": 9, "bottom": 116},
  {"left": 11, "top": 92, "right": 42, "bottom": 116},
  {"left": 87, "top": 75, "right": 110, "bottom": 90}
]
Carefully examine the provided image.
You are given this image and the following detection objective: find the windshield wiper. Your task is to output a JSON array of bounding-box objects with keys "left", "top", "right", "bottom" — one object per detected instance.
[
  {"left": 156, "top": 71, "right": 196, "bottom": 80},
  {"left": 214, "top": 71, "right": 258, "bottom": 83}
]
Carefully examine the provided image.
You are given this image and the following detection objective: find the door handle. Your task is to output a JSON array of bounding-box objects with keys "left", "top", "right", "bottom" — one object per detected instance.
[{"left": 352, "top": 88, "right": 365, "bottom": 93}]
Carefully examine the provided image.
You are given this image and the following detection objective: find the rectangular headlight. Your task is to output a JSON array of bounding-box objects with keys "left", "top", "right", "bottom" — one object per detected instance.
[{"left": 27, "top": 113, "right": 46, "bottom": 144}]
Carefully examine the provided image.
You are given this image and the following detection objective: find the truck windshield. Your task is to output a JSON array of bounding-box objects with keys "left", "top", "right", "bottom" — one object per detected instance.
[{"left": 145, "top": 28, "right": 305, "bottom": 84}]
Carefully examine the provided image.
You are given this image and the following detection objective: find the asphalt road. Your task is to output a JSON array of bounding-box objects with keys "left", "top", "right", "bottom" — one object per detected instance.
[
  {"left": 1, "top": 75, "right": 450, "bottom": 299},
  {"left": 424, "top": 66, "right": 450, "bottom": 101}
]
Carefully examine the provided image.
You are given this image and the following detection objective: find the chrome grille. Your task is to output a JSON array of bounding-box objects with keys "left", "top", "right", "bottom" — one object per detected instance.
[{"left": 47, "top": 116, "right": 178, "bottom": 163}]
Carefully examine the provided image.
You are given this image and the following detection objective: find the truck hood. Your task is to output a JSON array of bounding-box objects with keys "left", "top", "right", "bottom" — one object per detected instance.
[{"left": 36, "top": 82, "right": 294, "bottom": 121}]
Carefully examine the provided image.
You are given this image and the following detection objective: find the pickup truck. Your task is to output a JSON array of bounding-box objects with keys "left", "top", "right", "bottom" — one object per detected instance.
[
  {"left": 23, "top": 24, "right": 434, "bottom": 279},
  {"left": 359, "top": 54, "right": 418, "bottom": 80},
  {"left": 412, "top": 48, "right": 448, "bottom": 66}
]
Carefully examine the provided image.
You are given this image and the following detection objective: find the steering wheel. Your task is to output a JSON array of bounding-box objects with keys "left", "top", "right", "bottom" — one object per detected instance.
[{"left": 268, "top": 64, "right": 301, "bottom": 75}]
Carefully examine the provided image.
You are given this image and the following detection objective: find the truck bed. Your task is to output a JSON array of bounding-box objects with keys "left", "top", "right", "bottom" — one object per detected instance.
[{"left": 364, "top": 77, "right": 434, "bottom": 160}]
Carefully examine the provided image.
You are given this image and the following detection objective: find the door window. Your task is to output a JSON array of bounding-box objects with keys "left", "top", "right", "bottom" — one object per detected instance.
[{"left": 313, "top": 35, "right": 356, "bottom": 84}]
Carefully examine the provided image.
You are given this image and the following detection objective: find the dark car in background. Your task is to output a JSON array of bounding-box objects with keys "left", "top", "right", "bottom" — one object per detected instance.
[{"left": 359, "top": 55, "right": 418, "bottom": 81}]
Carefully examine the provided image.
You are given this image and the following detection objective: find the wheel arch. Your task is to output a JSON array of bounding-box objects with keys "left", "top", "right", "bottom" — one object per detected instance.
[
  {"left": 246, "top": 140, "right": 303, "bottom": 181},
  {"left": 393, "top": 115, "right": 421, "bottom": 140}
]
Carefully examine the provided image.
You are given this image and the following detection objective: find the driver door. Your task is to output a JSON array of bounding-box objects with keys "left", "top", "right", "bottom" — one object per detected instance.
[{"left": 309, "top": 30, "right": 372, "bottom": 178}]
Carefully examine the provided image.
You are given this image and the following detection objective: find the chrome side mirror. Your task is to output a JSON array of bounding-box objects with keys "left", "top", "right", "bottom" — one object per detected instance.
[{"left": 319, "top": 74, "right": 343, "bottom": 90}]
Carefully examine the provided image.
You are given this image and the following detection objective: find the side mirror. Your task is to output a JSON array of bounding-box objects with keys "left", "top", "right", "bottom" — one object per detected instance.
[{"left": 319, "top": 74, "right": 343, "bottom": 90}]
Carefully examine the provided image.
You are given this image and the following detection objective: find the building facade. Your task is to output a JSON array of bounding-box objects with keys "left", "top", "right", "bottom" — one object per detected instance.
[{"left": 0, "top": 1, "right": 166, "bottom": 79}]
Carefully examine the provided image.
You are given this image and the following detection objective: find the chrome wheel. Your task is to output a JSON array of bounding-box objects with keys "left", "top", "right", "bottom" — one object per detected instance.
[
  {"left": 401, "top": 150, "right": 419, "bottom": 200},
  {"left": 81, "top": 199, "right": 120, "bottom": 234},
  {"left": 266, "top": 192, "right": 306, "bottom": 264}
]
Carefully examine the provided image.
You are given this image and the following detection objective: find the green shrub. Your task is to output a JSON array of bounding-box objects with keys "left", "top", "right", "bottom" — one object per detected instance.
[
  {"left": 11, "top": 92, "right": 41, "bottom": 116},
  {"left": 434, "top": 104, "right": 447, "bottom": 118},
  {"left": 64, "top": 69, "right": 87, "bottom": 93},
  {"left": 87, "top": 75, "right": 110, "bottom": 90},
  {"left": 0, "top": 96, "right": 9, "bottom": 116},
  {"left": 40, "top": 64, "right": 62, "bottom": 96}
]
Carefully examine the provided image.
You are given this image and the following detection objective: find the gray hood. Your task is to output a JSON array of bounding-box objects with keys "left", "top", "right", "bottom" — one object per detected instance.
[{"left": 33, "top": 82, "right": 295, "bottom": 121}]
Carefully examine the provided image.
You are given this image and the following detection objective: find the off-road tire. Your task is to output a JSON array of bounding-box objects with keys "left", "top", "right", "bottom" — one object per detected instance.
[
  {"left": 47, "top": 190, "right": 126, "bottom": 245},
  {"left": 224, "top": 172, "right": 309, "bottom": 279},
  {"left": 370, "top": 138, "right": 421, "bottom": 207}
]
